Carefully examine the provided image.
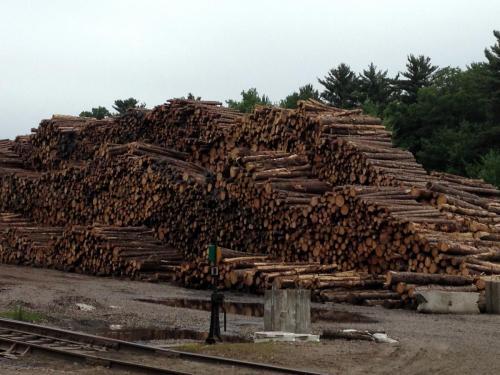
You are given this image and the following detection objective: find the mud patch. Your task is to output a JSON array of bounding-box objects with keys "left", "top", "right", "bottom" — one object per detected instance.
[{"left": 135, "top": 298, "right": 377, "bottom": 323}]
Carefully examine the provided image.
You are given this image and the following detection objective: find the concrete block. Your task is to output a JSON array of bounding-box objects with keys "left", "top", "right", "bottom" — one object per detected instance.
[
  {"left": 416, "top": 291, "right": 480, "bottom": 314},
  {"left": 264, "top": 289, "right": 311, "bottom": 333},
  {"left": 485, "top": 276, "right": 500, "bottom": 314},
  {"left": 254, "top": 331, "right": 320, "bottom": 343}
]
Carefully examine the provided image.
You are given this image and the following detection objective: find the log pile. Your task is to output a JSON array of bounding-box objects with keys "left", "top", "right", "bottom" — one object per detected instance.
[
  {"left": 147, "top": 99, "right": 242, "bottom": 144},
  {"left": 178, "top": 252, "right": 399, "bottom": 305},
  {"left": 53, "top": 225, "right": 182, "bottom": 280},
  {"left": 1, "top": 141, "right": 208, "bottom": 224},
  {"left": 0, "top": 97, "right": 499, "bottom": 303},
  {"left": 0, "top": 212, "right": 63, "bottom": 267},
  {"left": 232, "top": 99, "right": 431, "bottom": 188},
  {"left": 0, "top": 212, "right": 180, "bottom": 280},
  {"left": 0, "top": 142, "right": 222, "bottom": 257},
  {"left": 222, "top": 148, "right": 333, "bottom": 260},
  {"left": 2, "top": 140, "right": 497, "bottom": 278},
  {"left": 0, "top": 140, "right": 25, "bottom": 171},
  {"left": 14, "top": 115, "right": 115, "bottom": 170},
  {"left": 410, "top": 172, "right": 500, "bottom": 275}
]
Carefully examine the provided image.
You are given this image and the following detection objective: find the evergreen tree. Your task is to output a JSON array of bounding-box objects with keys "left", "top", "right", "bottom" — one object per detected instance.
[
  {"left": 484, "top": 30, "right": 500, "bottom": 121},
  {"left": 357, "top": 63, "right": 392, "bottom": 114},
  {"left": 226, "top": 88, "right": 271, "bottom": 113},
  {"left": 396, "top": 54, "right": 438, "bottom": 103},
  {"left": 279, "top": 84, "right": 320, "bottom": 109},
  {"left": 186, "top": 93, "right": 201, "bottom": 100},
  {"left": 318, "top": 63, "right": 359, "bottom": 108},
  {"left": 79, "top": 106, "right": 111, "bottom": 120},
  {"left": 112, "top": 98, "right": 146, "bottom": 114}
]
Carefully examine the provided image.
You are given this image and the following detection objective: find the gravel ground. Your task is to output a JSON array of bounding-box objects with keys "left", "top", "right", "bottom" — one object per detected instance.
[{"left": 0, "top": 264, "right": 499, "bottom": 374}]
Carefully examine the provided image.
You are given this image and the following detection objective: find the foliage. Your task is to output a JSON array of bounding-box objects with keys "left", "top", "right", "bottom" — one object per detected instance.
[
  {"left": 0, "top": 306, "right": 45, "bottom": 322},
  {"left": 279, "top": 84, "right": 320, "bottom": 109},
  {"left": 112, "top": 98, "right": 146, "bottom": 114},
  {"left": 318, "top": 63, "right": 359, "bottom": 108},
  {"left": 357, "top": 63, "right": 392, "bottom": 115},
  {"left": 484, "top": 30, "right": 500, "bottom": 122},
  {"left": 226, "top": 88, "right": 271, "bottom": 113},
  {"left": 416, "top": 122, "right": 497, "bottom": 176},
  {"left": 309, "top": 30, "right": 500, "bottom": 186},
  {"left": 79, "top": 106, "right": 111, "bottom": 120},
  {"left": 467, "top": 150, "right": 500, "bottom": 187},
  {"left": 396, "top": 54, "right": 438, "bottom": 103},
  {"left": 186, "top": 93, "right": 201, "bottom": 100}
]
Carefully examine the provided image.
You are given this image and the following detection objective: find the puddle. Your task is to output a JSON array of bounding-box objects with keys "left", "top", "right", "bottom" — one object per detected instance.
[
  {"left": 137, "top": 298, "right": 263, "bottom": 317},
  {"left": 98, "top": 327, "right": 247, "bottom": 343},
  {"left": 312, "top": 309, "right": 376, "bottom": 323},
  {"left": 135, "top": 298, "right": 377, "bottom": 323}
]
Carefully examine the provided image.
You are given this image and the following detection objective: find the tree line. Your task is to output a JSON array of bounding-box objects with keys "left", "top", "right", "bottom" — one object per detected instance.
[{"left": 80, "top": 30, "right": 499, "bottom": 186}]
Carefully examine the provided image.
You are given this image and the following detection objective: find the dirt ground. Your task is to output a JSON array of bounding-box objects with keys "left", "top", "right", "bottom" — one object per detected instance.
[{"left": 0, "top": 264, "right": 499, "bottom": 375}]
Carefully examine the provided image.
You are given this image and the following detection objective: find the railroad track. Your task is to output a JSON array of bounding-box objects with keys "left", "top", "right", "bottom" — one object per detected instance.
[{"left": 0, "top": 318, "right": 325, "bottom": 375}]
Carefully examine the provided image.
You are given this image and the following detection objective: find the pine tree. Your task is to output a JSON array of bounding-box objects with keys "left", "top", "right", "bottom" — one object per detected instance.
[
  {"left": 112, "top": 98, "right": 146, "bottom": 114},
  {"left": 397, "top": 55, "right": 438, "bottom": 103},
  {"left": 279, "top": 84, "right": 320, "bottom": 109},
  {"left": 186, "top": 93, "right": 201, "bottom": 100},
  {"left": 226, "top": 88, "right": 271, "bottom": 113},
  {"left": 79, "top": 106, "right": 111, "bottom": 120},
  {"left": 358, "top": 63, "right": 392, "bottom": 112},
  {"left": 318, "top": 63, "right": 359, "bottom": 108},
  {"left": 484, "top": 30, "right": 500, "bottom": 121}
]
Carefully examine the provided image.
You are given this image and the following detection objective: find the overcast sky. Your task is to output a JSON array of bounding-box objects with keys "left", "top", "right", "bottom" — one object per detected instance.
[{"left": 0, "top": 0, "right": 499, "bottom": 139}]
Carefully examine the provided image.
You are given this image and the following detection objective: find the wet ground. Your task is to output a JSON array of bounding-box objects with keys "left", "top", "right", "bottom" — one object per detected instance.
[
  {"left": 135, "top": 297, "right": 377, "bottom": 323},
  {"left": 0, "top": 264, "right": 499, "bottom": 374},
  {"left": 98, "top": 325, "right": 248, "bottom": 343}
]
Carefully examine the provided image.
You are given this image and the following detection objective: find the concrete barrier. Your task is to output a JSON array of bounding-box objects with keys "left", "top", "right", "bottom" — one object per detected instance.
[
  {"left": 264, "top": 289, "right": 311, "bottom": 333},
  {"left": 485, "top": 276, "right": 500, "bottom": 314},
  {"left": 416, "top": 291, "right": 480, "bottom": 314}
]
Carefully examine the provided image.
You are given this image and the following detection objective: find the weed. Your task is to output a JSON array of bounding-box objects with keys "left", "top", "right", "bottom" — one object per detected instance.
[{"left": 0, "top": 305, "right": 45, "bottom": 322}]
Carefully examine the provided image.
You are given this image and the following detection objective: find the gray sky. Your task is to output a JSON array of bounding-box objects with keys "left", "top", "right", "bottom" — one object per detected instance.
[{"left": 1, "top": 0, "right": 499, "bottom": 139}]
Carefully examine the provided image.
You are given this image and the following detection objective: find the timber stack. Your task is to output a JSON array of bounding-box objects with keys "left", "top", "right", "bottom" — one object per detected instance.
[
  {"left": 0, "top": 212, "right": 63, "bottom": 267},
  {"left": 0, "top": 97, "right": 499, "bottom": 308},
  {"left": 178, "top": 251, "right": 399, "bottom": 306},
  {"left": 15, "top": 115, "right": 115, "bottom": 170},
  {"left": 232, "top": 100, "right": 431, "bottom": 188},
  {"left": 53, "top": 225, "right": 182, "bottom": 280}
]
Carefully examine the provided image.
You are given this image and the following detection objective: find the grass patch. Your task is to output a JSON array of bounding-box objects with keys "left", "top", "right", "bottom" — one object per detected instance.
[{"left": 0, "top": 306, "right": 45, "bottom": 322}]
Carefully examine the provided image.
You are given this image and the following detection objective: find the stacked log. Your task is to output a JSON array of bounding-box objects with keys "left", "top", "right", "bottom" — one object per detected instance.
[
  {"left": 1, "top": 98, "right": 499, "bottom": 301},
  {"left": 7, "top": 99, "right": 434, "bottom": 191},
  {"left": 52, "top": 225, "right": 182, "bottom": 280},
  {"left": 85, "top": 108, "right": 152, "bottom": 146},
  {"left": 222, "top": 148, "right": 332, "bottom": 261},
  {"left": 0, "top": 212, "right": 181, "bottom": 280},
  {"left": 3, "top": 142, "right": 494, "bottom": 277},
  {"left": 145, "top": 99, "right": 242, "bottom": 150},
  {"left": 219, "top": 154, "right": 473, "bottom": 275},
  {"left": 0, "top": 140, "right": 25, "bottom": 171},
  {"left": 0, "top": 142, "right": 221, "bottom": 257},
  {"left": 14, "top": 115, "right": 115, "bottom": 170},
  {"left": 410, "top": 172, "right": 500, "bottom": 275},
  {"left": 178, "top": 252, "right": 399, "bottom": 305},
  {"left": 385, "top": 271, "right": 481, "bottom": 306},
  {"left": 231, "top": 99, "right": 432, "bottom": 189},
  {"left": 0, "top": 212, "right": 63, "bottom": 267}
]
